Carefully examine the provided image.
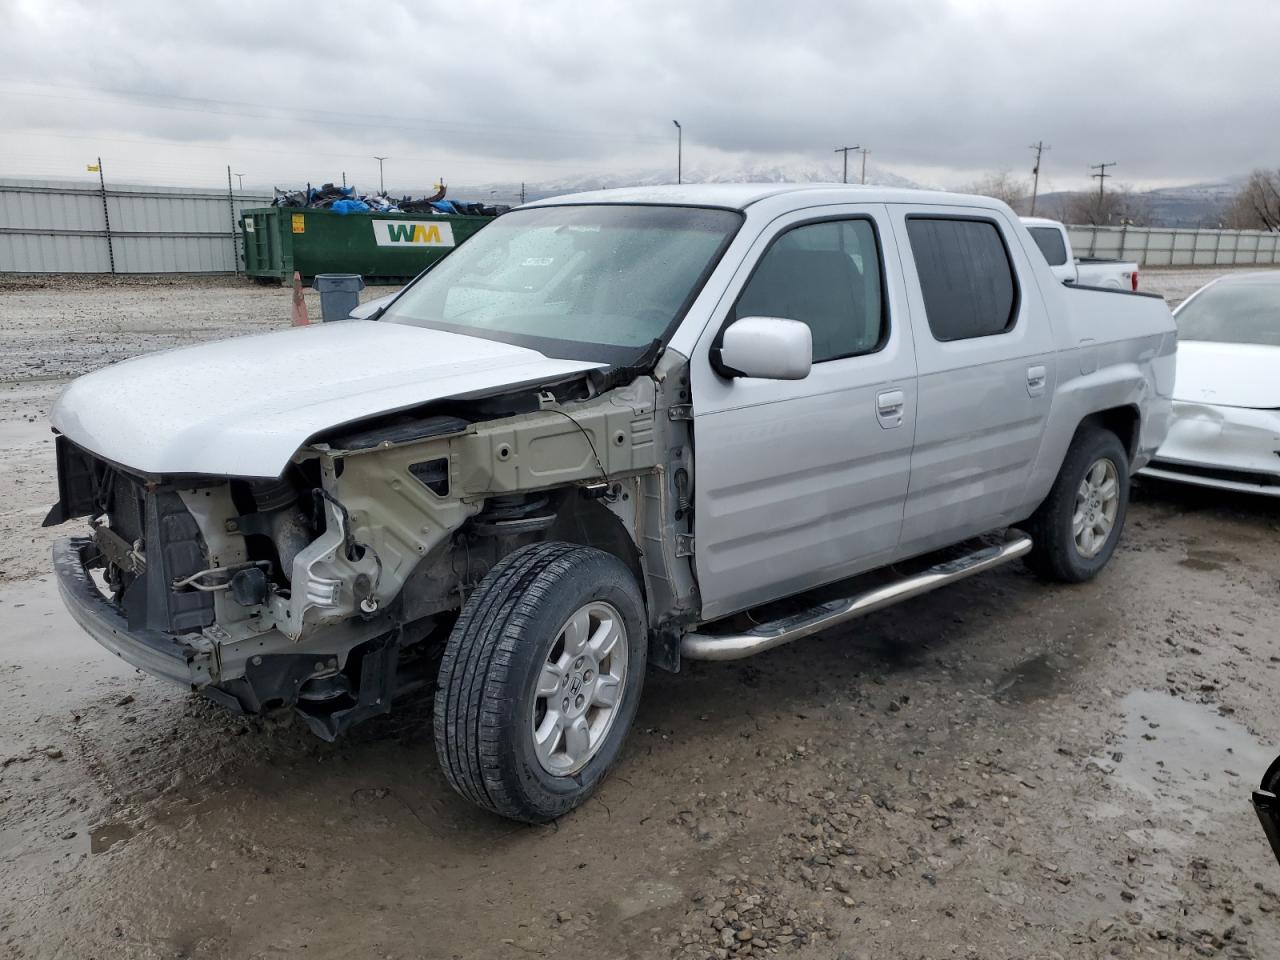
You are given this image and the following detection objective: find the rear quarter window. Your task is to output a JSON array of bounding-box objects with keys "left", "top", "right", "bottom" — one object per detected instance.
[
  {"left": 905, "top": 216, "right": 1019, "bottom": 342},
  {"left": 1028, "top": 226, "right": 1069, "bottom": 267}
]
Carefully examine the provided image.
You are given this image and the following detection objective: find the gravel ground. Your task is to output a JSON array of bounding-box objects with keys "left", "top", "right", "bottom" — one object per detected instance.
[{"left": 2, "top": 268, "right": 1279, "bottom": 960}]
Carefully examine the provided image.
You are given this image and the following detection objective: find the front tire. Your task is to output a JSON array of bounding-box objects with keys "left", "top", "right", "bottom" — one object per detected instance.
[
  {"left": 434, "top": 542, "right": 647, "bottom": 822},
  {"left": 1024, "top": 425, "right": 1130, "bottom": 583}
]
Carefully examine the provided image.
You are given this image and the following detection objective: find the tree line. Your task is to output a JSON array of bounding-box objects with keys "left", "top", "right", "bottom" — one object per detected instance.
[{"left": 962, "top": 168, "right": 1280, "bottom": 231}]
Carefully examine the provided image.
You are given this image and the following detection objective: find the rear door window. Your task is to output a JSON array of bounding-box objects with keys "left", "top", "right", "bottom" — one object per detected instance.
[{"left": 905, "top": 217, "right": 1018, "bottom": 342}]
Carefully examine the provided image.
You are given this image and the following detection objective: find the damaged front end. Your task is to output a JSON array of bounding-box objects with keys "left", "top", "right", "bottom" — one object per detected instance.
[
  {"left": 44, "top": 363, "right": 691, "bottom": 740},
  {"left": 45, "top": 434, "right": 403, "bottom": 738},
  {"left": 1254, "top": 755, "right": 1280, "bottom": 868}
]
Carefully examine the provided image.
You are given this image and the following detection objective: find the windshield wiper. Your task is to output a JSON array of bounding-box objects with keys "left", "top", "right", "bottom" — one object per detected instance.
[{"left": 589, "top": 338, "right": 663, "bottom": 393}]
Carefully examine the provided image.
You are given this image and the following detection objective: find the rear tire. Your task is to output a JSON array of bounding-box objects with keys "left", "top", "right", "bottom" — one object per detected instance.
[
  {"left": 434, "top": 541, "right": 646, "bottom": 822},
  {"left": 1024, "top": 426, "right": 1130, "bottom": 583}
]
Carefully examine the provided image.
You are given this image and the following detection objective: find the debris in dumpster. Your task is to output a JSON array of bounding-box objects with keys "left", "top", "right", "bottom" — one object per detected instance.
[
  {"left": 269, "top": 179, "right": 510, "bottom": 217},
  {"left": 330, "top": 198, "right": 371, "bottom": 215}
]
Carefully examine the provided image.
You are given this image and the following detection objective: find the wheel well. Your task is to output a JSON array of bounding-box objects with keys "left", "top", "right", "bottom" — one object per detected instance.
[
  {"left": 1078, "top": 406, "right": 1140, "bottom": 463},
  {"left": 544, "top": 495, "right": 645, "bottom": 593}
]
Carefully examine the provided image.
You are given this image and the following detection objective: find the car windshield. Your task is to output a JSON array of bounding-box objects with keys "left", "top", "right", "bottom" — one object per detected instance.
[
  {"left": 1175, "top": 279, "right": 1280, "bottom": 347},
  {"left": 381, "top": 204, "right": 742, "bottom": 363}
]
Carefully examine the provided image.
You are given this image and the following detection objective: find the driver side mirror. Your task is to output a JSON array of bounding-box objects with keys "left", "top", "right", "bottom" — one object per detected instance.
[{"left": 717, "top": 316, "right": 812, "bottom": 380}]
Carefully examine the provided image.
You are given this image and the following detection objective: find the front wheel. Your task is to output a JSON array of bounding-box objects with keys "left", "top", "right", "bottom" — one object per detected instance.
[
  {"left": 1024, "top": 425, "right": 1130, "bottom": 583},
  {"left": 434, "top": 542, "right": 647, "bottom": 822}
]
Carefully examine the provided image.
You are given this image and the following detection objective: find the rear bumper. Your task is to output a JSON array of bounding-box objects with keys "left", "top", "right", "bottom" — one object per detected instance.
[{"left": 53, "top": 536, "right": 214, "bottom": 689}]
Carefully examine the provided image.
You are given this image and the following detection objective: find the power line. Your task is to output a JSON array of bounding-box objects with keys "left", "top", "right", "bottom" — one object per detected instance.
[
  {"left": 834, "top": 145, "right": 859, "bottom": 184},
  {"left": 0, "top": 79, "right": 673, "bottom": 148},
  {"left": 0, "top": 129, "right": 610, "bottom": 172}
]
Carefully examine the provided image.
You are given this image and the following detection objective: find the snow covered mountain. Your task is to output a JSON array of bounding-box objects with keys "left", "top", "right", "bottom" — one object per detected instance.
[{"left": 459, "top": 157, "right": 926, "bottom": 204}]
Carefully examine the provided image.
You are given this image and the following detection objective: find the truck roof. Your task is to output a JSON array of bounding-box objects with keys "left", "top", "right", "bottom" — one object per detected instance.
[
  {"left": 1020, "top": 216, "right": 1064, "bottom": 229},
  {"left": 524, "top": 183, "right": 1012, "bottom": 213}
]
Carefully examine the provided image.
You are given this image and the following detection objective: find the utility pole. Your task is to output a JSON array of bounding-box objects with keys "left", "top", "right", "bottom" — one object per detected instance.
[
  {"left": 834, "top": 145, "right": 859, "bottom": 184},
  {"left": 93, "top": 156, "right": 115, "bottom": 275},
  {"left": 859, "top": 147, "right": 869, "bottom": 185},
  {"left": 1028, "top": 141, "right": 1049, "bottom": 216},
  {"left": 1091, "top": 161, "right": 1116, "bottom": 201},
  {"left": 672, "top": 121, "right": 682, "bottom": 184},
  {"left": 226, "top": 165, "right": 239, "bottom": 275},
  {"left": 373, "top": 156, "right": 388, "bottom": 193},
  {"left": 234, "top": 172, "right": 245, "bottom": 190},
  {"left": 520, "top": 181, "right": 526, "bottom": 205}
]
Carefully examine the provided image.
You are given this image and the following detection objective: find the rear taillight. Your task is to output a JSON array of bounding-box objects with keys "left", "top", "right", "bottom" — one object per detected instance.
[{"left": 1132, "top": 269, "right": 1139, "bottom": 292}]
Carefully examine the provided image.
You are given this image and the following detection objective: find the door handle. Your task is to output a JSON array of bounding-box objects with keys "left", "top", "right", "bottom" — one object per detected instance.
[
  {"left": 1026, "top": 365, "right": 1047, "bottom": 398},
  {"left": 876, "top": 389, "right": 905, "bottom": 429}
]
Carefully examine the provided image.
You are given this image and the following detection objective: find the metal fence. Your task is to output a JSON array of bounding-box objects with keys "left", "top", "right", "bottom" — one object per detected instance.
[
  {"left": 1066, "top": 223, "right": 1280, "bottom": 268},
  {"left": 0, "top": 178, "right": 271, "bottom": 274},
  {"left": 4, "top": 177, "right": 1280, "bottom": 274}
]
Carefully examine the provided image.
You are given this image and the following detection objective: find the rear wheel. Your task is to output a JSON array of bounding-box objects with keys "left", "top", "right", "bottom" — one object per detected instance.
[
  {"left": 434, "top": 542, "right": 646, "bottom": 822},
  {"left": 1024, "top": 426, "right": 1130, "bottom": 583}
]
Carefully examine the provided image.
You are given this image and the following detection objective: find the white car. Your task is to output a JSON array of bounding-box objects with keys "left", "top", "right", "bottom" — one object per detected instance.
[{"left": 1139, "top": 271, "right": 1280, "bottom": 496}]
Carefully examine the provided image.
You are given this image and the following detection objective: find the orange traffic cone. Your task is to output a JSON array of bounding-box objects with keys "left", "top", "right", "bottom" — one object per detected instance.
[{"left": 290, "top": 271, "right": 310, "bottom": 327}]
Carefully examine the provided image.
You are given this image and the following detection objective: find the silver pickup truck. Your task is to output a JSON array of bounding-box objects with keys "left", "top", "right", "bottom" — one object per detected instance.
[{"left": 44, "top": 185, "right": 1176, "bottom": 822}]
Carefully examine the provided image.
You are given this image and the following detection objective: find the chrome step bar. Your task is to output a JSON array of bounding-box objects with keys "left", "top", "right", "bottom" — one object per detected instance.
[{"left": 681, "top": 531, "right": 1033, "bottom": 662}]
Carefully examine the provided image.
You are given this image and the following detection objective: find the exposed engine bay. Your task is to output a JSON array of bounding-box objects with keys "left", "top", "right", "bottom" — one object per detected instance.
[{"left": 46, "top": 357, "right": 698, "bottom": 738}]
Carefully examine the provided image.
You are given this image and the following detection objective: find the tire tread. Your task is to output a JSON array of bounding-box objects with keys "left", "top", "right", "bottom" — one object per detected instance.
[
  {"left": 434, "top": 541, "right": 641, "bottom": 821},
  {"left": 1024, "top": 425, "right": 1129, "bottom": 583}
]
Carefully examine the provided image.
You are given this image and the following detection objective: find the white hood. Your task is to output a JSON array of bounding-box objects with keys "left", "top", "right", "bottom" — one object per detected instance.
[
  {"left": 51, "top": 320, "right": 604, "bottom": 478},
  {"left": 1173, "top": 340, "right": 1280, "bottom": 409}
]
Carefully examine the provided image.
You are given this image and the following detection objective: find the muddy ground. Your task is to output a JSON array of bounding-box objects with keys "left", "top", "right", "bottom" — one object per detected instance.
[{"left": 1, "top": 268, "right": 1279, "bottom": 960}]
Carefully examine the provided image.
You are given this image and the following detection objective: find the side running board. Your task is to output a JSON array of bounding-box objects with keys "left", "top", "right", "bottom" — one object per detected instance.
[{"left": 681, "top": 531, "right": 1033, "bottom": 662}]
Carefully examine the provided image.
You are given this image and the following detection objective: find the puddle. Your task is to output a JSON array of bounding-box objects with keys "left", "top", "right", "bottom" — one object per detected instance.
[
  {"left": 1096, "top": 689, "right": 1270, "bottom": 815},
  {"left": 0, "top": 418, "right": 55, "bottom": 448},
  {"left": 1179, "top": 548, "right": 1238, "bottom": 572},
  {"left": 0, "top": 580, "right": 138, "bottom": 693},
  {"left": 993, "top": 653, "right": 1063, "bottom": 702},
  {"left": 89, "top": 820, "right": 136, "bottom": 854},
  {"left": 604, "top": 878, "right": 685, "bottom": 922}
]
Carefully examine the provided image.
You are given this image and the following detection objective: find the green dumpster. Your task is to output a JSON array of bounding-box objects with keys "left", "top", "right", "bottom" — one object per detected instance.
[{"left": 239, "top": 207, "right": 492, "bottom": 282}]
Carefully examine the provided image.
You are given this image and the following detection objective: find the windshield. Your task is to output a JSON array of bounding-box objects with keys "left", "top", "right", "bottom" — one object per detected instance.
[
  {"left": 382, "top": 204, "right": 742, "bottom": 363},
  {"left": 1175, "top": 279, "right": 1280, "bottom": 347},
  {"left": 1028, "top": 226, "right": 1068, "bottom": 266}
]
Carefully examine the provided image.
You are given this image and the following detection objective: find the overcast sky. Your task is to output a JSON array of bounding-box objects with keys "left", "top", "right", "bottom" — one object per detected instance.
[{"left": 3, "top": 0, "right": 1277, "bottom": 197}]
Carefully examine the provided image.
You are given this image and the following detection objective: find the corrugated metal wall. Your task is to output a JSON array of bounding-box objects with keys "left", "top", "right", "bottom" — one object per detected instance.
[
  {"left": 0, "top": 178, "right": 272, "bottom": 274},
  {"left": 4, "top": 177, "right": 1280, "bottom": 274},
  {"left": 1066, "top": 223, "right": 1280, "bottom": 268}
]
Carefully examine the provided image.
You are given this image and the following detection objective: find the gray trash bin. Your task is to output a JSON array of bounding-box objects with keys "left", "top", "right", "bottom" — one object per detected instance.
[{"left": 312, "top": 273, "right": 365, "bottom": 321}]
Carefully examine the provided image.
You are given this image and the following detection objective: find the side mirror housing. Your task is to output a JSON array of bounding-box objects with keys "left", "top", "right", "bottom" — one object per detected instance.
[{"left": 716, "top": 316, "right": 812, "bottom": 380}]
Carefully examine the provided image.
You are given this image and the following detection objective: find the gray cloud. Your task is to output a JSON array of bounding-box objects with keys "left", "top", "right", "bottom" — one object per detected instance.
[{"left": 3, "top": 0, "right": 1277, "bottom": 191}]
